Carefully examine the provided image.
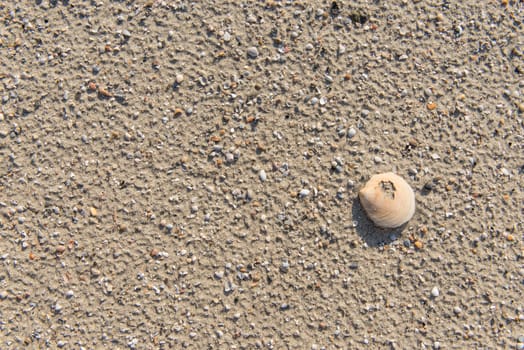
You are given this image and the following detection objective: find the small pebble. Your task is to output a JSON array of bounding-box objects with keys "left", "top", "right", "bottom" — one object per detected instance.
[
  {"left": 225, "top": 153, "right": 235, "bottom": 163},
  {"left": 280, "top": 260, "right": 289, "bottom": 273},
  {"left": 453, "top": 306, "right": 462, "bottom": 315},
  {"left": 175, "top": 73, "right": 184, "bottom": 84},
  {"left": 431, "top": 287, "right": 440, "bottom": 297},
  {"left": 65, "top": 290, "right": 74, "bottom": 298},
  {"left": 259, "top": 169, "right": 267, "bottom": 182},
  {"left": 299, "top": 189, "right": 310, "bottom": 198},
  {"left": 247, "top": 47, "right": 259, "bottom": 58},
  {"left": 347, "top": 128, "right": 357, "bottom": 138},
  {"left": 54, "top": 303, "right": 62, "bottom": 313},
  {"left": 0, "top": 291, "right": 7, "bottom": 299}
]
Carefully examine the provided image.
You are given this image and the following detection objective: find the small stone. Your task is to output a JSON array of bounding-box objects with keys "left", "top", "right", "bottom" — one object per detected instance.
[
  {"left": 54, "top": 303, "right": 62, "bottom": 313},
  {"left": 122, "top": 29, "right": 131, "bottom": 38},
  {"left": 280, "top": 303, "right": 289, "bottom": 310},
  {"left": 280, "top": 260, "right": 289, "bottom": 273},
  {"left": 175, "top": 74, "right": 184, "bottom": 84},
  {"left": 259, "top": 169, "right": 267, "bottom": 182},
  {"left": 224, "top": 280, "right": 235, "bottom": 294},
  {"left": 305, "top": 43, "right": 314, "bottom": 51},
  {"left": 347, "top": 127, "right": 357, "bottom": 138},
  {"left": 223, "top": 32, "right": 231, "bottom": 42},
  {"left": 431, "top": 287, "right": 440, "bottom": 297},
  {"left": 299, "top": 189, "right": 310, "bottom": 198},
  {"left": 0, "top": 291, "right": 7, "bottom": 299},
  {"left": 453, "top": 306, "right": 462, "bottom": 315},
  {"left": 214, "top": 271, "right": 224, "bottom": 279},
  {"left": 427, "top": 102, "right": 437, "bottom": 110},
  {"left": 150, "top": 248, "right": 160, "bottom": 258},
  {"left": 225, "top": 153, "right": 235, "bottom": 163},
  {"left": 247, "top": 47, "right": 259, "bottom": 58},
  {"left": 57, "top": 341, "right": 66, "bottom": 348},
  {"left": 373, "top": 156, "right": 382, "bottom": 163},
  {"left": 65, "top": 290, "right": 74, "bottom": 298}
]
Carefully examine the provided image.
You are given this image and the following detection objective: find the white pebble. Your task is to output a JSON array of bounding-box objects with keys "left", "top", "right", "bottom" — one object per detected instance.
[
  {"left": 247, "top": 47, "right": 259, "bottom": 58},
  {"left": 347, "top": 127, "right": 357, "bottom": 138},
  {"left": 431, "top": 287, "right": 440, "bottom": 297},
  {"left": 259, "top": 169, "right": 267, "bottom": 182},
  {"left": 299, "top": 189, "right": 310, "bottom": 198}
]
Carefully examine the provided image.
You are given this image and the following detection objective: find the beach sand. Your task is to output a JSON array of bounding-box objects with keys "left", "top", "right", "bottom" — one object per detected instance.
[{"left": 1, "top": 1, "right": 523, "bottom": 348}]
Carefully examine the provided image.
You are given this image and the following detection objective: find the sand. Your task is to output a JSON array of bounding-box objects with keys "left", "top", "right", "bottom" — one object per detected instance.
[{"left": 1, "top": 0, "right": 523, "bottom": 349}]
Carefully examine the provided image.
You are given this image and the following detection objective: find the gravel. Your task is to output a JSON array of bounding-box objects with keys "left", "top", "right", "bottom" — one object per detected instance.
[{"left": 247, "top": 47, "right": 259, "bottom": 58}]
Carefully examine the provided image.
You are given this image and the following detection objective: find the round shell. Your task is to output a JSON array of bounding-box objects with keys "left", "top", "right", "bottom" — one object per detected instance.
[{"left": 358, "top": 172, "right": 415, "bottom": 228}]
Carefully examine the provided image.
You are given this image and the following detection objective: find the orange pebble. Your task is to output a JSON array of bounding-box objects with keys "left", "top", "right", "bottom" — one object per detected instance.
[
  {"left": 414, "top": 241, "right": 423, "bottom": 249},
  {"left": 173, "top": 108, "right": 184, "bottom": 117},
  {"left": 88, "top": 81, "right": 97, "bottom": 91},
  {"left": 427, "top": 102, "right": 437, "bottom": 110}
]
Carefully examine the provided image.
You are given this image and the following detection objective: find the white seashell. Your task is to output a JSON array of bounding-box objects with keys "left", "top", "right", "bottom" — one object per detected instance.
[{"left": 358, "top": 172, "right": 415, "bottom": 228}]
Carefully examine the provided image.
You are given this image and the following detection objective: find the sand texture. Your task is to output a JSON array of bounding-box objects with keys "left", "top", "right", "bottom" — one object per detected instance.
[{"left": 1, "top": 0, "right": 523, "bottom": 349}]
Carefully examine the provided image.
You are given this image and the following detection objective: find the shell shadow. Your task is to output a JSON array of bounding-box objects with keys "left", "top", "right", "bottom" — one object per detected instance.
[{"left": 351, "top": 196, "right": 407, "bottom": 247}]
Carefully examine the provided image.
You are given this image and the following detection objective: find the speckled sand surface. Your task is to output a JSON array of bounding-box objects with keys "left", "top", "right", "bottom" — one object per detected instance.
[{"left": 1, "top": 1, "right": 523, "bottom": 349}]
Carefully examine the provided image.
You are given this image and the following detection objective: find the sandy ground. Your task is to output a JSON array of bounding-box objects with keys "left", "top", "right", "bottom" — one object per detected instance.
[{"left": 1, "top": 0, "right": 523, "bottom": 349}]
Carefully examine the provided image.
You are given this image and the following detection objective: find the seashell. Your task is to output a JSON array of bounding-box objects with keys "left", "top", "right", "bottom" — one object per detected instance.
[{"left": 358, "top": 172, "right": 415, "bottom": 228}]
